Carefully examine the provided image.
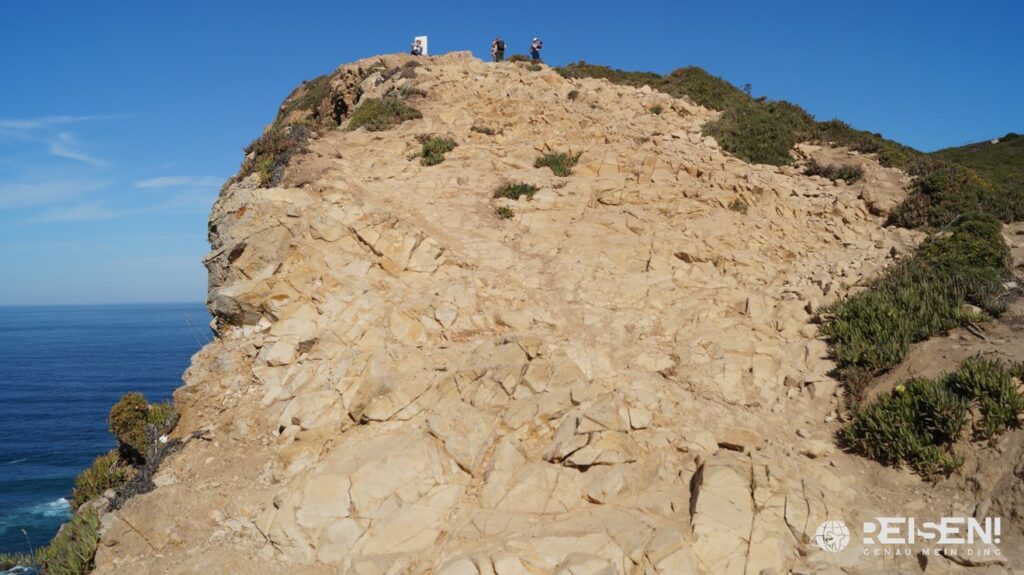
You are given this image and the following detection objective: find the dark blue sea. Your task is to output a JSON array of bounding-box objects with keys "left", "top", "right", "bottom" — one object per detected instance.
[{"left": 0, "top": 303, "right": 210, "bottom": 555}]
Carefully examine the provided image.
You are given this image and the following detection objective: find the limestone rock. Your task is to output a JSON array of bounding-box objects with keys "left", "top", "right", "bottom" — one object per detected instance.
[{"left": 92, "top": 52, "right": 933, "bottom": 575}]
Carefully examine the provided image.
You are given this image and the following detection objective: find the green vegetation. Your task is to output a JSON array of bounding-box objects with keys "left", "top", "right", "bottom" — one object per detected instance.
[
  {"left": 812, "top": 119, "right": 923, "bottom": 171},
  {"left": 413, "top": 135, "right": 457, "bottom": 166},
  {"left": 493, "top": 182, "right": 539, "bottom": 200},
  {"left": 819, "top": 213, "right": 1010, "bottom": 391},
  {"left": 109, "top": 392, "right": 178, "bottom": 463},
  {"left": 2, "top": 393, "right": 181, "bottom": 572},
  {"left": 932, "top": 133, "right": 1024, "bottom": 193},
  {"left": 240, "top": 73, "right": 348, "bottom": 187},
  {"left": 649, "top": 104, "right": 664, "bottom": 115},
  {"left": 557, "top": 63, "right": 747, "bottom": 110},
  {"left": 527, "top": 63, "right": 542, "bottom": 72},
  {"left": 146, "top": 400, "right": 176, "bottom": 429},
  {"left": 557, "top": 62, "right": 931, "bottom": 167},
  {"left": 277, "top": 75, "right": 335, "bottom": 127},
  {"left": 35, "top": 507, "right": 101, "bottom": 575},
  {"left": 391, "top": 85, "right": 427, "bottom": 99},
  {"left": 945, "top": 358, "right": 1024, "bottom": 439},
  {"left": 842, "top": 358, "right": 1024, "bottom": 478},
  {"left": 240, "top": 63, "right": 431, "bottom": 186},
  {"left": 728, "top": 198, "right": 748, "bottom": 214},
  {"left": 348, "top": 97, "right": 422, "bottom": 131},
  {"left": 0, "top": 508, "right": 103, "bottom": 575},
  {"left": 803, "top": 159, "right": 864, "bottom": 183},
  {"left": 704, "top": 101, "right": 814, "bottom": 165},
  {"left": 567, "top": 89, "right": 579, "bottom": 101},
  {"left": 245, "top": 124, "right": 313, "bottom": 186},
  {"left": 0, "top": 555, "right": 26, "bottom": 571},
  {"left": 70, "top": 450, "right": 129, "bottom": 510},
  {"left": 534, "top": 151, "right": 582, "bottom": 177},
  {"left": 495, "top": 205, "right": 515, "bottom": 219},
  {"left": 6, "top": 393, "right": 185, "bottom": 572},
  {"left": 889, "top": 162, "right": 1024, "bottom": 228},
  {"left": 471, "top": 124, "right": 497, "bottom": 136},
  {"left": 109, "top": 392, "right": 151, "bottom": 461},
  {"left": 558, "top": 62, "right": 807, "bottom": 165},
  {"left": 507, "top": 54, "right": 531, "bottom": 63}
]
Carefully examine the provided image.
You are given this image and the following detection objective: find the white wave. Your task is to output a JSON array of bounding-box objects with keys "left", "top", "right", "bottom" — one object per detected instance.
[
  {"left": 1, "top": 458, "right": 27, "bottom": 465},
  {"left": 30, "top": 498, "right": 70, "bottom": 518}
]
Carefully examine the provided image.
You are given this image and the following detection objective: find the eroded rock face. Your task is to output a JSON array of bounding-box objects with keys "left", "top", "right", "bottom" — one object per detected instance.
[{"left": 92, "top": 53, "right": 963, "bottom": 574}]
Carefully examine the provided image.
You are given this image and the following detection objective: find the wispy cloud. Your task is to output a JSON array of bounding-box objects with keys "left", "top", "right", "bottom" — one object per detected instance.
[
  {"left": 133, "top": 175, "right": 221, "bottom": 189},
  {"left": 28, "top": 201, "right": 120, "bottom": 224},
  {"left": 47, "top": 132, "right": 107, "bottom": 167},
  {"left": 0, "top": 116, "right": 110, "bottom": 168},
  {"left": 0, "top": 115, "right": 101, "bottom": 131},
  {"left": 0, "top": 179, "right": 109, "bottom": 209}
]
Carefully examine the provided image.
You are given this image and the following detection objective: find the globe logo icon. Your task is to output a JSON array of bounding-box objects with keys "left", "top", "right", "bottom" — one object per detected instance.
[{"left": 815, "top": 520, "right": 851, "bottom": 552}]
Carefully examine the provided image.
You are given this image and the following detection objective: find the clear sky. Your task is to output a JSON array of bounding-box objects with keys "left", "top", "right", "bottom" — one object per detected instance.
[{"left": 1, "top": 1, "right": 1021, "bottom": 305}]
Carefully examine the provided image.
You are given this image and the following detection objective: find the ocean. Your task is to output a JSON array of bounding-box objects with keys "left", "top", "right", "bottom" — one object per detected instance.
[{"left": 0, "top": 303, "right": 210, "bottom": 555}]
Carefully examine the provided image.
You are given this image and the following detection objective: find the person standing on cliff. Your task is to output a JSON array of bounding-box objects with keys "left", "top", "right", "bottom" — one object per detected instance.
[
  {"left": 411, "top": 38, "right": 424, "bottom": 56},
  {"left": 530, "top": 37, "right": 543, "bottom": 62},
  {"left": 491, "top": 36, "right": 505, "bottom": 62}
]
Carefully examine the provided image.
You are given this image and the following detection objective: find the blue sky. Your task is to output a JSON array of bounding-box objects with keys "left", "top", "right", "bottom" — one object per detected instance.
[{"left": 1, "top": 1, "right": 1021, "bottom": 305}]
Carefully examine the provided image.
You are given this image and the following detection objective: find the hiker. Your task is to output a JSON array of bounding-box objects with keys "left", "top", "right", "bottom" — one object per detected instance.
[
  {"left": 491, "top": 36, "right": 505, "bottom": 62},
  {"left": 530, "top": 37, "right": 543, "bottom": 62},
  {"left": 411, "top": 38, "right": 424, "bottom": 56}
]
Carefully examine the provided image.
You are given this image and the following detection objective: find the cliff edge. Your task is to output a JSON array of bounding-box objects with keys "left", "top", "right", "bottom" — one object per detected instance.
[{"left": 91, "top": 52, "right": 983, "bottom": 574}]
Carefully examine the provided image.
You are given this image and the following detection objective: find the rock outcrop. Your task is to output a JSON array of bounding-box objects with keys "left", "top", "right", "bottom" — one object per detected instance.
[{"left": 93, "top": 52, "right": 1005, "bottom": 574}]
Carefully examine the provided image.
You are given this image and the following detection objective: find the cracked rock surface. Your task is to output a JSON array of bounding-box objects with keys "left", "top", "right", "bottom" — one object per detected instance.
[{"left": 93, "top": 53, "right": 1000, "bottom": 574}]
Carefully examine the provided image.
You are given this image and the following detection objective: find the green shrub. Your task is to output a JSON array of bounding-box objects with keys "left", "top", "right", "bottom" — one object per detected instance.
[
  {"left": 70, "top": 450, "right": 129, "bottom": 510},
  {"left": 945, "top": 358, "right": 1024, "bottom": 438},
  {"left": 819, "top": 213, "right": 1009, "bottom": 381},
  {"left": 804, "top": 159, "right": 864, "bottom": 183},
  {"left": 567, "top": 90, "right": 579, "bottom": 101},
  {"left": 534, "top": 151, "right": 582, "bottom": 177},
  {"left": 33, "top": 507, "right": 101, "bottom": 575},
  {"left": 396, "top": 85, "right": 427, "bottom": 98},
  {"left": 507, "top": 54, "right": 531, "bottom": 63},
  {"left": 494, "top": 182, "right": 539, "bottom": 200},
  {"left": 277, "top": 75, "right": 335, "bottom": 127},
  {"left": 932, "top": 132, "right": 1024, "bottom": 194},
  {"left": 495, "top": 206, "right": 515, "bottom": 219},
  {"left": 555, "top": 62, "right": 946, "bottom": 169},
  {"left": 244, "top": 124, "right": 313, "bottom": 186},
  {"left": 889, "top": 163, "right": 1024, "bottom": 228},
  {"left": 843, "top": 358, "right": 1024, "bottom": 478},
  {"left": 916, "top": 213, "right": 1010, "bottom": 276},
  {"left": 662, "top": 66, "right": 751, "bottom": 110},
  {"left": 527, "top": 63, "right": 542, "bottom": 72},
  {"left": 146, "top": 400, "right": 177, "bottom": 432},
  {"left": 556, "top": 62, "right": 749, "bottom": 111},
  {"left": 109, "top": 392, "right": 150, "bottom": 462},
  {"left": 650, "top": 104, "right": 664, "bottom": 115},
  {"left": 842, "top": 378, "right": 966, "bottom": 477},
  {"left": 0, "top": 554, "right": 31, "bottom": 571},
  {"left": 348, "top": 98, "right": 422, "bottom": 131},
  {"left": 812, "top": 119, "right": 925, "bottom": 171},
  {"left": 557, "top": 62, "right": 661, "bottom": 90},
  {"left": 471, "top": 124, "right": 497, "bottom": 135},
  {"left": 414, "top": 135, "right": 457, "bottom": 166},
  {"left": 703, "top": 100, "right": 815, "bottom": 165},
  {"left": 728, "top": 198, "right": 748, "bottom": 214}
]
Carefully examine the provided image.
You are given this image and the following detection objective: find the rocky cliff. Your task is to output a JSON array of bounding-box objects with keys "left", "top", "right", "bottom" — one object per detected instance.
[{"left": 90, "top": 52, "right": 1014, "bottom": 574}]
